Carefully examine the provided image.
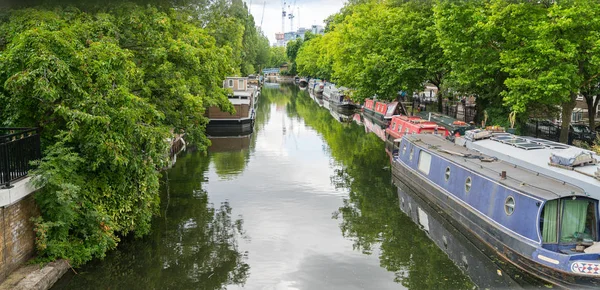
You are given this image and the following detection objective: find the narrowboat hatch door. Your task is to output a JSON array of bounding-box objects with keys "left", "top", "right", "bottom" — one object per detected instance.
[{"left": 540, "top": 197, "right": 599, "bottom": 253}]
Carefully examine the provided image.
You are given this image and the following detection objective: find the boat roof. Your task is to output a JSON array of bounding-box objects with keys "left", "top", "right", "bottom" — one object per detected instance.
[
  {"left": 231, "top": 91, "right": 253, "bottom": 97},
  {"left": 228, "top": 98, "right": 251, "bottom": 105},
  {"left": 461, "top": 133, "right": 600, "bottom": 199},
  {"left": 418, "top": 112, "right": 470, "bottom": 128},
  {"left": 403, "top": 134, "right": 586, "bottom": 200}
]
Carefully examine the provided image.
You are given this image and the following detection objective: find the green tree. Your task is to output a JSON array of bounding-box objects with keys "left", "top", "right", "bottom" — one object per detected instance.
[
  {"left": 267, "top": 46, "right": 288, "bottom": 68},
  {"left": 0, "top": 4, "right": 238, "bottom": 265}
]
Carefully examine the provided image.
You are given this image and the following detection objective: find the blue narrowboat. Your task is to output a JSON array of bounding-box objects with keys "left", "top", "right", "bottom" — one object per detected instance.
[{"left": 392, "top": 134, "right": 600, "bottom": 288}]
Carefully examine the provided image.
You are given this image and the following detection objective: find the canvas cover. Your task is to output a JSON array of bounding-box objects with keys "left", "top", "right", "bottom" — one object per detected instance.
[
  {"left": 464, "top": 129, "right": 492, "bottom": 141},
  {"left": 550, "top": 148, "right": 595, "bottom": 167}
]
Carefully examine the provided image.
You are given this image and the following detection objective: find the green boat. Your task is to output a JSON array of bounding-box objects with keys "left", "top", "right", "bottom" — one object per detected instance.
[{"left": 417, "top": 111, "right": 475, "bottom": 136}]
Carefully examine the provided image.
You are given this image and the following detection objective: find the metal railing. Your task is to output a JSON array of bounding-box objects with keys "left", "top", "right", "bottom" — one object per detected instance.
[{"left": 1, "top": 128, "right": 41, "bottom": 189}]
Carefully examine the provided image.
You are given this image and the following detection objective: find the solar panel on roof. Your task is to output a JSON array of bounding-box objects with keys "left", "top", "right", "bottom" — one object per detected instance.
[
  {"left": 491, "top": 136, "right": 513, "bottom": 141},
  {"left": 489, "top": 134, "right": 554, "bottom": 150},
  {"left": 514, "top": 143, "right": 546, "bottom": 150},
  {"left": 502, "top": 138, "right": 527, "bottom": 145}
]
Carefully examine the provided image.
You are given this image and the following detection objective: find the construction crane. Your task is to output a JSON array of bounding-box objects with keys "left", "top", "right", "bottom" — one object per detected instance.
[
  {"left": 287, "top": 0, "right": 297, "bottom": 32},
  {"left": 260, "top": 1, "right": 266, "bottom": 30},
  {"left": 281, "top": 0, "right": 287, "bottom": 33}
]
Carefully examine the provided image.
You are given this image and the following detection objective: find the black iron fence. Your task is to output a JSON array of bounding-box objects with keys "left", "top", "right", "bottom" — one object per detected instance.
[
  {"left": 1, "top": 128, "right": 41, "bottom": 188},
  {"left": 411, "top": 100, "right": 478, "bottom": 123},
  {"left": 520, "top": 120, "right": 597, "bottom": 146},
  {"left": 441, "top": 103, "right": 477, "bottom": 123}
]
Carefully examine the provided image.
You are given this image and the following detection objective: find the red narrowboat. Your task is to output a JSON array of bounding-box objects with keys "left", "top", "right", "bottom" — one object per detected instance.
[
  {"left": 362, "top": 99, "right": 402, "bottom": 127},
  {"left": 386, "top": 114, "right": 448, "bottom": 141}
]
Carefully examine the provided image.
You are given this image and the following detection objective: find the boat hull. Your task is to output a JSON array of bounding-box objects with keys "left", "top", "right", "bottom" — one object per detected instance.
[
  {"left": 393, "top": 176, "right": 545, "bottom": 288},
  {"left": 206, "top": 118, "right": 254, "bottom": 136},
  {"left": 392, "top": 157, "right": 600, "bottom": 289}
]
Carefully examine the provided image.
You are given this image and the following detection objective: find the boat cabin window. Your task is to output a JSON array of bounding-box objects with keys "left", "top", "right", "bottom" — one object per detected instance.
[
  {"left": 465, "top": 177, "right": 472, "bottom": 192},
  {"left": 397, "top": 124, "right": 403, "bottom": 132},
  {"left": 504, "top": 196, "right": 515, "bottom": 216},
  {"left": 228, "top": 79, "right": 233, "bottom": 87},
  {"left": 540, "top": 198, "right": 598, "bottom": 244},
  {"left": 402, "top": 144, "right": 407, "bottom": 155},
  {"left": 238, "top": 79, "right": 244, "bottom": 88},
  {"left": 418, "top": 151, "right": 431, "bottom": 174},
  {"left": 240, "top": 96, "right": 248, "bottom": 100},
  {"left": 444, "top": 167, "right": 450, "bottom": 181},
  {"left": 409, "top": 147, "right": 414, "bottom": 161},
  {"left": 386, "top": 105, "right": 396, "bottom": 116}
]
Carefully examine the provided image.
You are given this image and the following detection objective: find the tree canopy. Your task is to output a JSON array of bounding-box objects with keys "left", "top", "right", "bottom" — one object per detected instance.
[
  {"left": 296, "top": 0, "right": 600, "bottom": 142},
  {"left": 0, "top": 1, "right": 271, "bottom": 265}
]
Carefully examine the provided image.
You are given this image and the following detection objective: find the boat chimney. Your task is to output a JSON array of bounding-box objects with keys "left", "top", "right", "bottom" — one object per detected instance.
[{"left": 500, "top": 171, "right": 507, "bottom": 179}]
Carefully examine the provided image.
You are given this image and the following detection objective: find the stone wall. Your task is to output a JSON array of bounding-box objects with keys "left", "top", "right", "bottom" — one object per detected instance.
[{"left": 0, "top": 194, "right": 39, "bottom": 282}]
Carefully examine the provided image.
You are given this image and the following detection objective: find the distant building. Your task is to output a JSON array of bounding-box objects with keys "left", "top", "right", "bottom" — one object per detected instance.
[
  {"left": 274, "top": 25, "right": 324, "bottom": 47},
  {"left": 311, "top": 25, "right": 324, "bottom": 35}
]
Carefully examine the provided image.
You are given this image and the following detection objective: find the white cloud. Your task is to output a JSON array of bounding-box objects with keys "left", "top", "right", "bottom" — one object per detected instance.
[{"left": 247, "top": 0, "right": 346, "bottom": 44}]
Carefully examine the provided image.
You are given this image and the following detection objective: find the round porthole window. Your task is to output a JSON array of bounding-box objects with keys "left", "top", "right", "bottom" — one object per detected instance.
[
  {"left": 465, "top": 177, "right": 472, "bottom": 192},
  {"left": 409, "top": 147, "right": 414, "bottom": 161},
  {"left": 505, "top": 196, "right": 515, "bottom": 216},
  {"left": 445, "top": 167, "right": 451, "bottom": 181}
]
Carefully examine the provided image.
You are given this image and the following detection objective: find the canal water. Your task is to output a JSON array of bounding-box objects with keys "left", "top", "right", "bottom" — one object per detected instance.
[{"left": 53, "top": 85, "right": 545, "bottom": 289}]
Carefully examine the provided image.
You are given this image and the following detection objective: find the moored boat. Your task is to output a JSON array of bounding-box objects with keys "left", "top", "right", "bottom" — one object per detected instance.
[
  {"left": 459, "top": 131, "right": 600, "bottom": 202},
  {"left": 418, "top": 111, "right": 475, "bottom": 136},
  {"left": 385, "top": 115, "right": 449, "bottom": 160},
  {"left": 324, "top": 84, "right": 356, "bottom": 112},
  {"left": 392, "top": 133, "right": 600, "bottom": 288},
  {"left": 308, "top": 78, "right": 324, "bottom": 96},
  {"left": 385, "top": 115, "right": 449, "bottom": 142},
  {"left": 206, "top": 77, "right": 258, "bottom": 136},
  {"left": 393, "top": 177, "right": 543, "bottom": 288},
  {"left": 299, "top": 78, "right": 308, "bottom": 88},
  {"left": 363, "top": 99, "right": 403, "bottom": 127}
]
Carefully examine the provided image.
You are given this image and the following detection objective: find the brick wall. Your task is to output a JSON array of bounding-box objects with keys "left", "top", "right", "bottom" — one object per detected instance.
[{"left": 0, "top": 194, "right": 39, "bottom": 282}]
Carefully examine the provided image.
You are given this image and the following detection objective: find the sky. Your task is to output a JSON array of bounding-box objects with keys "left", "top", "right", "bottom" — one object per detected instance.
[{"left": 246, "top": 0, "right": 347, "bottom": 45}]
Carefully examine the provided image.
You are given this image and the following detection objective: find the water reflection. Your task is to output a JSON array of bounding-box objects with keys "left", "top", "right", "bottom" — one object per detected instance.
[
  {"left": 52, "top": 84, "right": 525, "bottom": 289},
  {"left": 209, "top": 135, "right": 252, "bottom": 179},
  {"left": 394, "top": 178, "right": 545, "bottom": 289},
  {"left": 294, "top": 90, "right": 475, "bottom": 289},
  {"left": 52, "top": 152, "right": 249, "bottom": 289},
  {"left": 361, "top": 114, "right": 387, "bottom": 142}
]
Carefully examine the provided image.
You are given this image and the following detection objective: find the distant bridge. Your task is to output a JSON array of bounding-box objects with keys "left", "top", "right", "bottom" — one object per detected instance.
[{"left": 262, "top": 68, "right": 280, "bottom": 74}]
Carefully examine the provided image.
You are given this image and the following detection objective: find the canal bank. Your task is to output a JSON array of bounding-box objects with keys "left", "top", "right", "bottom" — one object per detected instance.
[{"left": 50, "top": 84, "right": 539, "bottom": 289}]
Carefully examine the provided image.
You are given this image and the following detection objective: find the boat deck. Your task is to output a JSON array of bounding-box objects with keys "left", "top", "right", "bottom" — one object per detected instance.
[
  {"left": 403, "top": 134, "right": 586, "bottom": 200},
  {"left": 465, "top": 134, "right": 600, "bottom": 199}
]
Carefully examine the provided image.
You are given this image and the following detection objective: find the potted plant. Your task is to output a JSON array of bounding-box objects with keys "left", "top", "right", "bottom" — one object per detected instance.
[{"left": 507, "top": 111, "right": 517, "bottom": 134}]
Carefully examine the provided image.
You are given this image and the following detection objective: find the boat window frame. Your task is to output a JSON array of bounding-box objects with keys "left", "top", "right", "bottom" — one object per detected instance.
[
  {"left": 505, "top": 196, "right": 515, "bottom": 216},
  {"left": 558, "top": 197, "right": 598, "bottom": 244},
  {"left": 465, "top": 176, "right": 472, "bottom": 193},
  {"left": 402, "top": 143, "right": 407, "bottom": 156},
  {"left": 540, "top": 197, "right": 599, "bottom": 245},
  {"left": 238, "top": 79, "right": 244, "bottom": 89},
  {"left": 418, "top": 150, "right": 432, "bottom": 175},
  {"left": 445, "top": 167, "right": 450, "bottom": 182},
  {"left": 409, "top": 147, "right": 414, "bottom": 161},
  {"left": 228, "top": 79, "right": 234, "bottom": 87}
]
